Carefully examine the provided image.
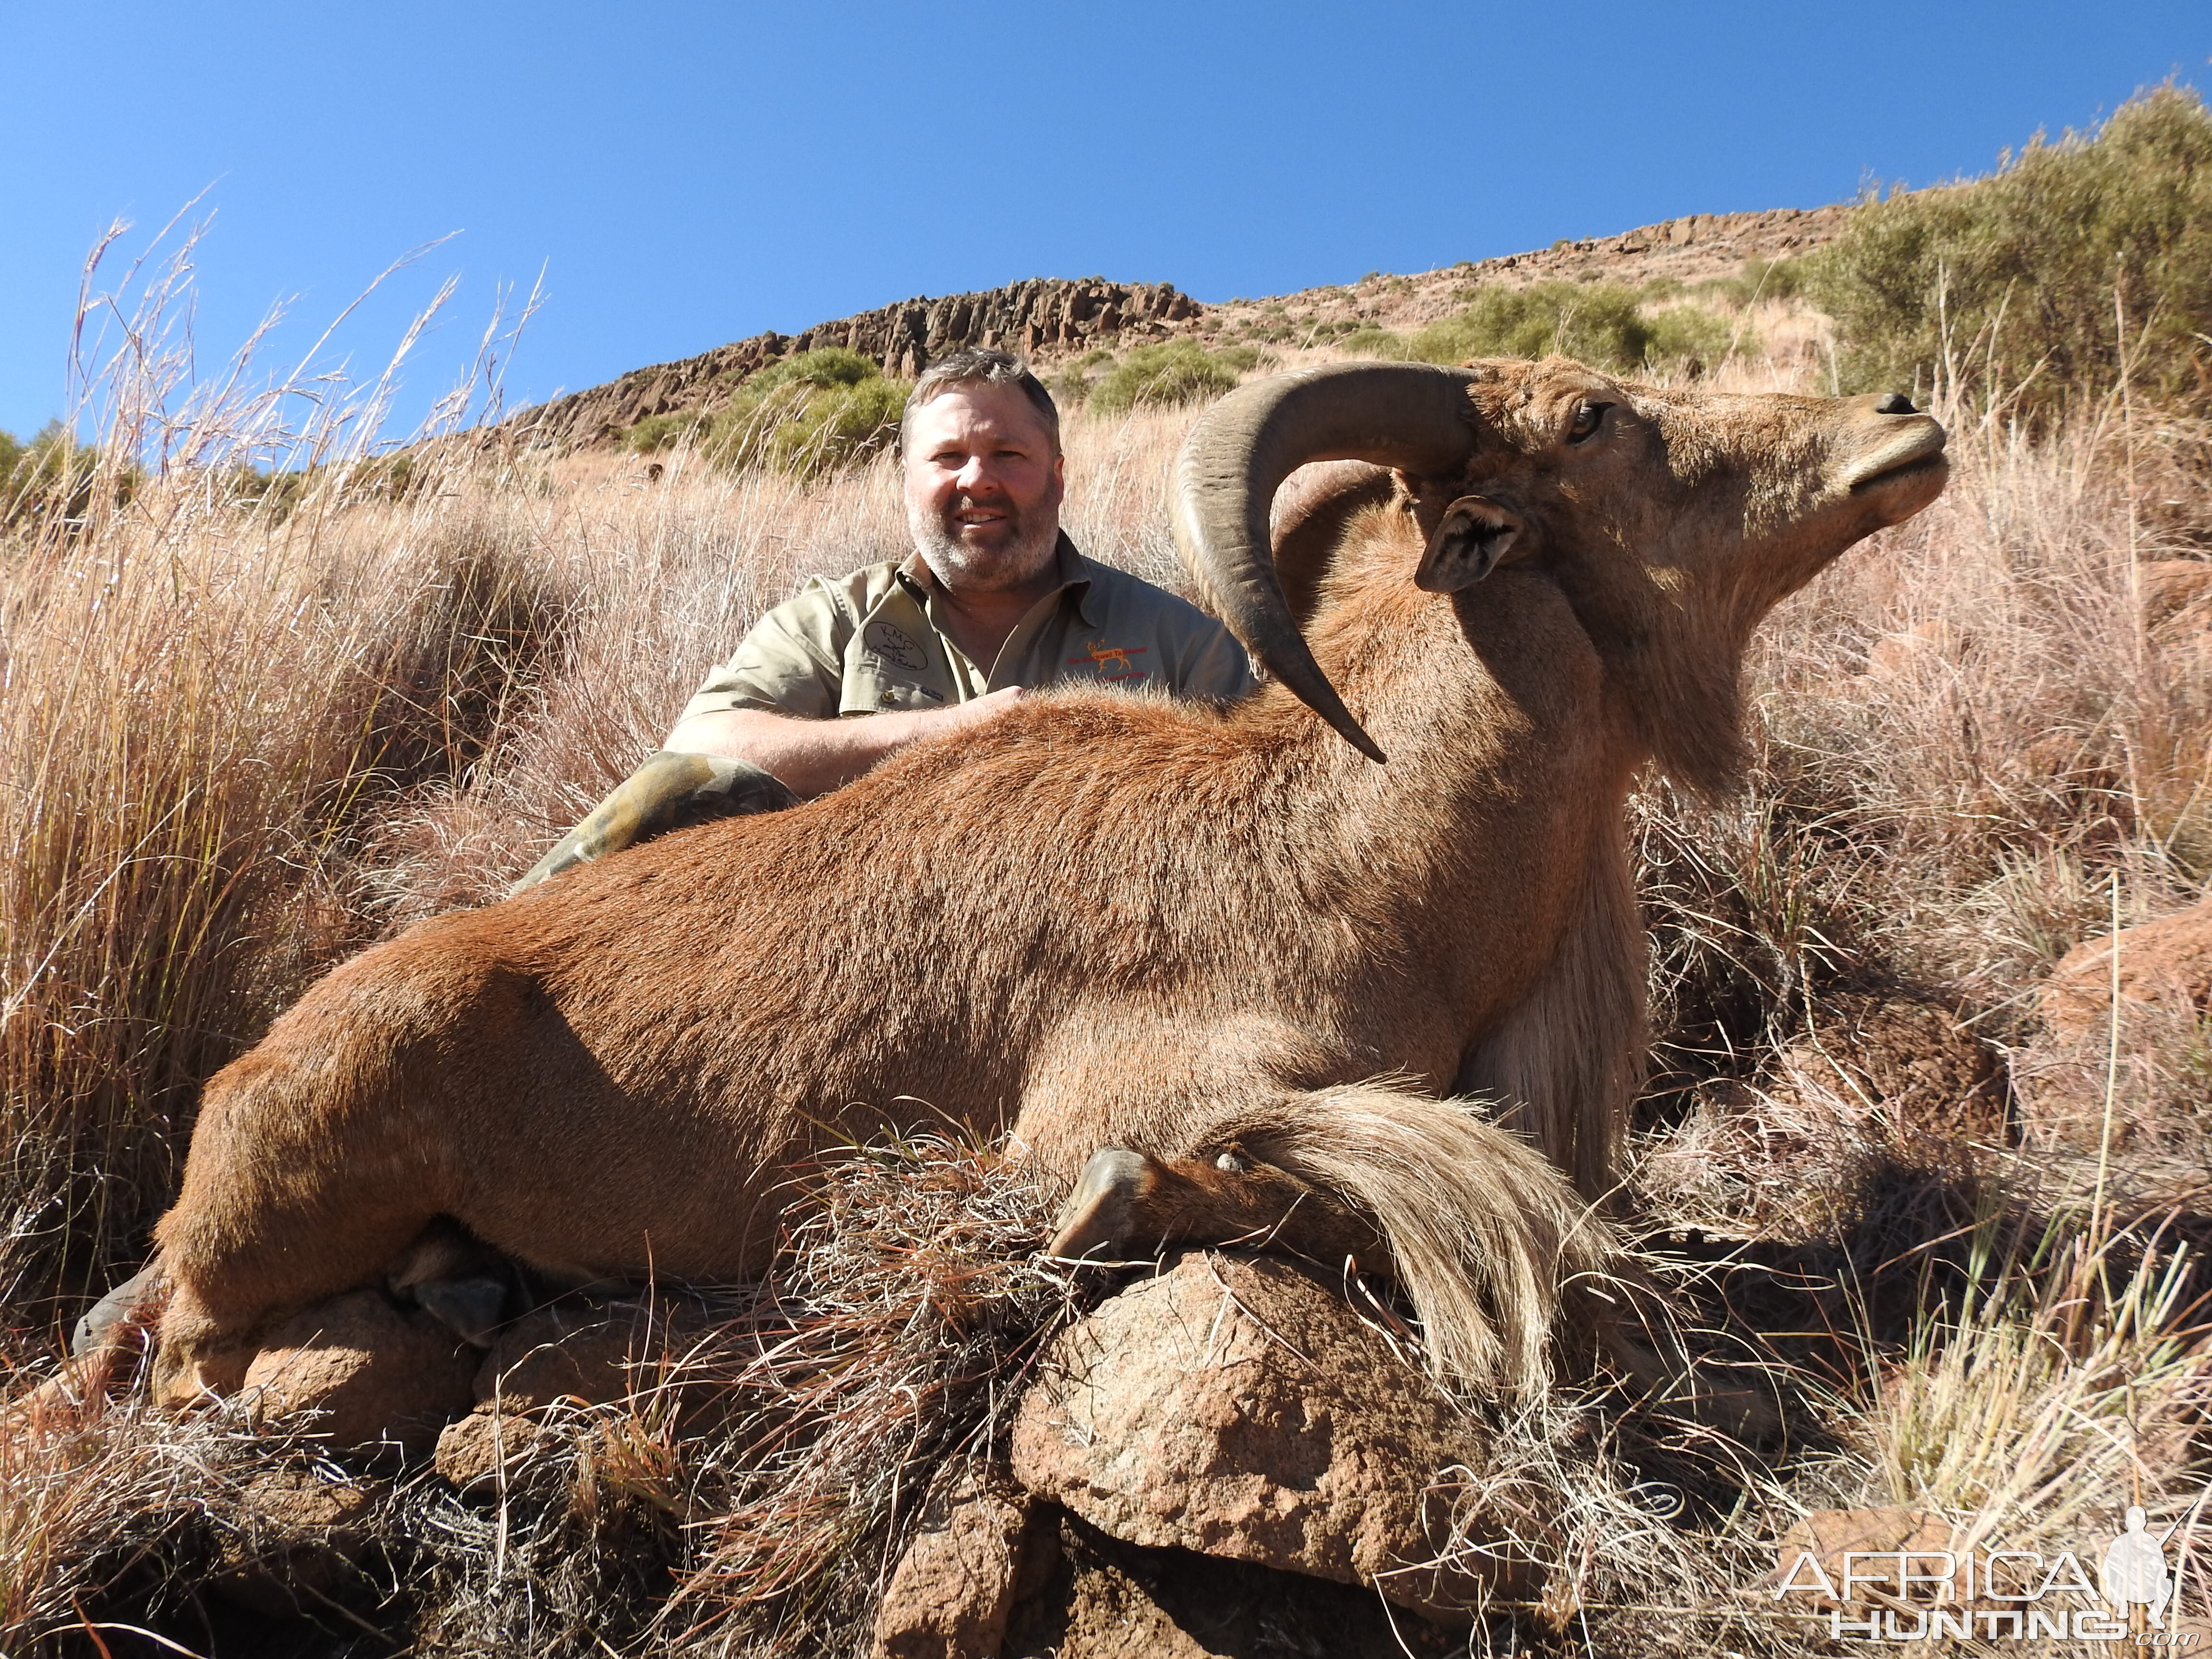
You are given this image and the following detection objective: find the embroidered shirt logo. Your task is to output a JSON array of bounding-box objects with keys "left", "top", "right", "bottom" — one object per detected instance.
[
  {"left": 1072, "top": 639, "right": 1148, "bottom": 681},
  {"left": 863, "top": 620, "right": 926, "bottom": 673}
]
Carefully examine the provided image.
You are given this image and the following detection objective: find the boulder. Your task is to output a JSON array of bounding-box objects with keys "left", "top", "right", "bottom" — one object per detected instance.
[
  {"left": 1010, "top": 1252, "right": 1538, "bottom": 1620},
  {"left": 872, "top": 1458, "right": 1037, "bottom": 1659},
  {"left": 1001, "top": 1510, "right": 1463, "bottom": 1659},
  {"left": 241, "top": 1290, "right": 477, "bottom": 1459},
  {"left": 2042, "top": 898, "right": 2212, "bottom": 1042}
]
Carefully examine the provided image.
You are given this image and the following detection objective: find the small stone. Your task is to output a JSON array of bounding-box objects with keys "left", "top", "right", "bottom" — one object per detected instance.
[
  {"left": 872, "top": 1458, "right": 1035, "bottom": 1659},
  {"left": 434, "top": 1405, "right": 565, "bottom": 1491},
  {"left": 1010, "top": 1252, "right": 1538, "bottom": 1619},
  {"left": 242, "top": 1290, "right": 477, "bottom": 1459}
]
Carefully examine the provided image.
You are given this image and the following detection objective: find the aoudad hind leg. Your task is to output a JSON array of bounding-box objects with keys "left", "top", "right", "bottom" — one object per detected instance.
[{"left": 1048, "top": 1144, "right": 1383, "bottom": 1269}]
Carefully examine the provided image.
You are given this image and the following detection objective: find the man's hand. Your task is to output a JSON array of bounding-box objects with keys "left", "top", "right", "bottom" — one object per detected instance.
[{"left": 663, "top": 686, "right": 1025, "bottom": 799}]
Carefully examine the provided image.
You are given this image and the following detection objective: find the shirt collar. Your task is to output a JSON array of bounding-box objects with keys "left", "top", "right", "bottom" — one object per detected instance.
[{"left": 897, "top": 530, "right": 1100, "bottom": 629}]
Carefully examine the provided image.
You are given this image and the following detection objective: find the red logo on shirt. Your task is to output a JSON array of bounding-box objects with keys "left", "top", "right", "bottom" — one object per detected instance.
[{"left": 1072, "top": 639, "right": 1148, "bottom": 681}]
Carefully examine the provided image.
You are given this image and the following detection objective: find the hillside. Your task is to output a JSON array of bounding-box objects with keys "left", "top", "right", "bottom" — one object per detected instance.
[{"left": 509, "top": 204, "right": 1846, "bottom": 450}]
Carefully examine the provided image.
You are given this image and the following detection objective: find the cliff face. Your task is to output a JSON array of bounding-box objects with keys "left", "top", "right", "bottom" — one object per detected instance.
[{"left": 509, "top": 277, "right": 1197, "bottom": 448}]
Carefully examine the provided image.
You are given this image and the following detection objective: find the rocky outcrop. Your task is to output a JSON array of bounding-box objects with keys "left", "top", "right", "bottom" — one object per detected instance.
[
  {"left": 499, "top": 203, "right": 1847, "bottom": 454},
  {"left": 1008, "top": 1251, "right": 1537, "bottom": 1622},
  {"left": 1462, "top": 204, "right": 1846, "bottom": 285},
  {"left": 509, "top": 277, "right": 1199, "bottom": 447}
]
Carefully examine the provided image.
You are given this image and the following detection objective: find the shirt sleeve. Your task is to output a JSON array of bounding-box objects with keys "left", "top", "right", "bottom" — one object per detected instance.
[{"left": 678, "top": 581, "right": 852, "bottom": 723}]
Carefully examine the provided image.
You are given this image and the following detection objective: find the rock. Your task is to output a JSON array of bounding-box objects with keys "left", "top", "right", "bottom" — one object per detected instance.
[
  {"left": 242, "top": 1290, "right": 478, "bottom": 1459},
  {"left": 872, "top": 1458, "right": 1037, "bottom": 1659},
  {"left": 2043, "top": 898, "right": 2212, "bottom": 1042},
  {"left": 1010, "top": 1252, "right": 1537, "bottom": 1619},
  {"left": 471, "top": 1297, "right": 703, "bottom": 1414},
  {"left": 508, "top": 277, "right": 1202, "bottom": 448},
  {"left": 1772, "top": 1507, "right": 1951, "bottom": 1610},
  {"left": 1002, "top": 1510, "right": 1464, "bottom": 1659},
  {"left": 1773, "top": 991, "right": 2008, "bottom": 1143},
  {"left": 434, "top": 1405, "right": 565, "bottom": 1492},
  {"left": 208, "top": 1467, "right": 378, "bottom": 1617}
]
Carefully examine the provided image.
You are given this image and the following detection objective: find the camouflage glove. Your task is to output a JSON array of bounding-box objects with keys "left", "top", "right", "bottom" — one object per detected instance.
[{"left": 510, "top": 751, "right": 798, "bottom": 895}]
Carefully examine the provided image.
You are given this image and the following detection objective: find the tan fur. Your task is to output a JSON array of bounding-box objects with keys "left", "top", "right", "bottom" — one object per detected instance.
[{"left": 149, "top": 361, "right": 1947, "bottom": 1402}]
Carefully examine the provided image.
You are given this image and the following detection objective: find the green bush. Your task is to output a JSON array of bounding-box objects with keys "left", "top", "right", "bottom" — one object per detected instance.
[
  {"left": 1805, "top": 84, "right": 2212, "bottom": 412},
  {"left": 755, "top": 375, "right": 908, "bottom": 476},
  {"left": 624, "top": 410, "right": 711, "bottom": 454},
  {"left": 0, "top": 421, "right": 137, "bottom": 528},
  {"left": 622, "top": 349, "right": 910, "bottom": 479},
  {"left": 1692, "top": 257, "right": 1805, "bottom": 310},
  {"left": 1332, "top": 287, "right": 1746, "bottom": 377},
  {"left": 1339, "top": 325, "right": 1416, "bottom": 360},
  {"left": 1645, "top": 305, "right": 1746, "bottom": 373},
  {"left": 1390, "top": 281, "right": 1652, "bottom": 370},
  {"left": 1088, "top": 342, "right": 1245, "bottom": 413}
]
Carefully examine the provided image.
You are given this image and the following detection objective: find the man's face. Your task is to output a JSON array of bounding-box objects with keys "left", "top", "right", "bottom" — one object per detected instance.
[{"left": 902, "top": 382, "right": 1065, "bottom": 594}]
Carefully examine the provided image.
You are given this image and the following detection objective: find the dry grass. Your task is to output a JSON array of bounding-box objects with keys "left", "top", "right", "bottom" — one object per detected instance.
[{"left": 6, "top": 223, "right": 2212, "bottom": 1653}]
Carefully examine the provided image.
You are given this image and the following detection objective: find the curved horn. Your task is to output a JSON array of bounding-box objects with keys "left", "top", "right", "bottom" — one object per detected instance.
[{"left": 1171, "top": 363, "right": 1480, "bottom": 762}]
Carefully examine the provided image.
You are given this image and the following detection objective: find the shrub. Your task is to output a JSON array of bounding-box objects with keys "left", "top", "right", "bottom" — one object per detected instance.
[
  {"left": 1408, "top": 281, "right": 1653, "bottom": 370},
  {"left": 1692, "top": 258, "right": 1806, "bottom": 310},
  {"left": 624, "top": 410, "right": 711, "bottom": 454},
  {"left": 1339, "top": 325, "right": 1416, "bottom": 360},
  {"left": 699, "top": 349, "right": 910, "bottom": 479},
  {"left": 1334, "top": 289, "right": 1743, "bottom": 377},
  {"left": 1088, "top": 342, "right": 1245, "bottom": 413},
  {"left": 1, "top": 421, "right": 140, "bottom": 528},
  {"left": 1645, "top": 305, "right": 1745, "bottom": 374},
  {"left": 1805, "top": 84, "right": 2212, "bottom": 413}
]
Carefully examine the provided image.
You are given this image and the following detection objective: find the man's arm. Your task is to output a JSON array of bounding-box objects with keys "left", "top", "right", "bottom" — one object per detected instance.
[{"left": 663, "top": 689, "right": 1023, "bottom": 799}]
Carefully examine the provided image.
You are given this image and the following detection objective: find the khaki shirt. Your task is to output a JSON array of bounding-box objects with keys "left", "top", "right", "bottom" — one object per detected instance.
[{"left": 680, "top": 534, "right": 1256, "bottom": 722}]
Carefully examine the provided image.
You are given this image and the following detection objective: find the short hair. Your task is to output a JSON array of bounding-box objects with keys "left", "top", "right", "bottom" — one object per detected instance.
[{"left": 899, "top": 347, "right": 1060, "bottom": 457}]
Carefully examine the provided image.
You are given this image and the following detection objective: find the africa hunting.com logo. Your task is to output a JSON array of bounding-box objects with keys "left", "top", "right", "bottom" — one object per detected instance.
[{"left": 1771, "top": 1504, "right": 2202, "bottom": 1646}]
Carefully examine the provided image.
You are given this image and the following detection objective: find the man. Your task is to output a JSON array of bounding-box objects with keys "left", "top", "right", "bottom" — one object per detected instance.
[{"left": 514, "top": 348, "right": 1254, "bottom": 889}]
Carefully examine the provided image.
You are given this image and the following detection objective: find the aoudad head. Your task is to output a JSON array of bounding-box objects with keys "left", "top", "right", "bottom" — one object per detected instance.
[
  {"left": 1168, "top": 357, "right": 1949, "bottom": 784},
  {"left": 901, "top": 348, "right": 1066, "bottom": 595}
]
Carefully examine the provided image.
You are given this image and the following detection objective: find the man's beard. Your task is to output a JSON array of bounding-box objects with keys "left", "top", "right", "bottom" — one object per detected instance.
[{"left": 908, "top": 497, "right": 1059, "bottom": 594}]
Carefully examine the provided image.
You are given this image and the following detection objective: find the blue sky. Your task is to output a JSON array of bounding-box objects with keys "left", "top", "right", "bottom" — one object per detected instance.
[{"left": 1, "top": 0, "right": 2206, "bottom": 443}]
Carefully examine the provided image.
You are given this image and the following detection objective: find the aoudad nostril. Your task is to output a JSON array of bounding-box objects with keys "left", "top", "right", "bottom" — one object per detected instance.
[{"left": 1875, "top": 392, "right": 1917, "bottom": 415}]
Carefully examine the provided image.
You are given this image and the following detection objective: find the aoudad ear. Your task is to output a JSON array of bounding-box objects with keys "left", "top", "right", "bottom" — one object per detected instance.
[{"left": 1415, "top": 495, "right": 1524, "bottom": 593}]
